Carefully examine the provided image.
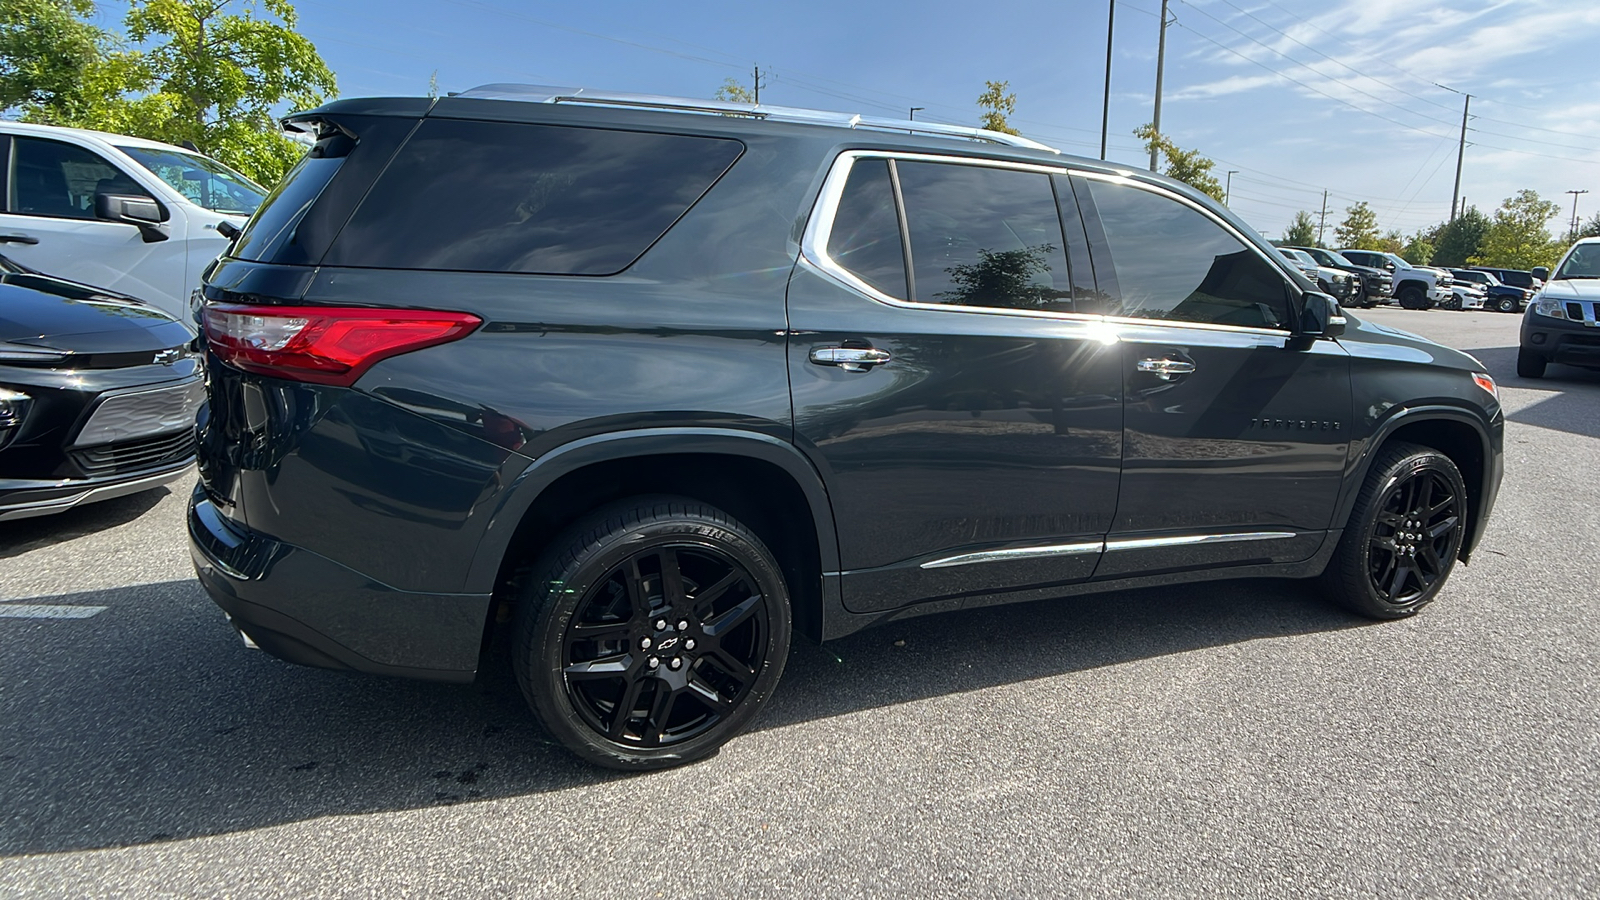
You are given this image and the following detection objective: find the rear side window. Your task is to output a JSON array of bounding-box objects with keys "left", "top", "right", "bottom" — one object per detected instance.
[
  {"left": 323, "top": 120, "right": 743, "bottom": 275},
  {"left": 825, "top": 159, "right": 907, "bottom": 299},
  {"left": 896, "top": 161, "right": 1072, "bottom": 311},
  {"left": 1084, "top": 179, "right": 1290, "bottom": 330},
  {"left": 231, "top": 152, "right": 345, "bottom": 262}
]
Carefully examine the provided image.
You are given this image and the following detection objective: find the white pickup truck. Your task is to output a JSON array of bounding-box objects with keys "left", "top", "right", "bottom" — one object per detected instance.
[{"left": 1338, "top": 249, "right": 1453, "bottom": 310}]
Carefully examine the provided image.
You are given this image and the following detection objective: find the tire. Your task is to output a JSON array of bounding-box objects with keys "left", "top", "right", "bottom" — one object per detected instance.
[
  {"left": 1442, "top": 294, "right": 1461, "bottom": 311},
  {"left": 1496, "top": 297, "right": 1519, "bottom": 313},
  {"left": 1321, "top": 442, "right": 1467, "bottom": 619},
  {"left": 1517, "top": 347, "right": 1547, "bottom": 379},
  {"left": 1397, "top": 285, "right": 1426, "bottom": 309},
  {"left": 510, "top": 496, "right": 791, "bottom": 770}
]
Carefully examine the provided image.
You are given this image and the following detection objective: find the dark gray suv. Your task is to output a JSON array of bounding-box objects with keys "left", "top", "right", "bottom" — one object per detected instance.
[{"left": 191, "top": 85, "right": 1505, "bottom": 769}]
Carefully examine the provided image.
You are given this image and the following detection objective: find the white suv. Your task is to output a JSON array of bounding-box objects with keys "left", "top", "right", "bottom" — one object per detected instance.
[
  {"left": 0, "top": 122, "right": 267, "bottom": 318},
  {"left": 1339, "top": 249, "right": 1451, "bottom": 310}
]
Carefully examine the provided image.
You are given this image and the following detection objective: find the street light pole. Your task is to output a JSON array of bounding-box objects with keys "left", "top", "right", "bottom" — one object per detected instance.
[
  {"left": 1225, "top": 170, "right": 1238, "bottom": 206},
  {"left": 1149, "top": 0, "right": 1170, "bottom": 172},
  {"left": 909, "top": 107, "right": 924, "bottom": 121},
  {"left": 1101, "top": 0, "right": 1115, "bottom": 160}
]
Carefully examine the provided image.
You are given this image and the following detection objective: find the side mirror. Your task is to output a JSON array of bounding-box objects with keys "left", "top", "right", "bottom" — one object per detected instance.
[
  {"left": 1300, "top": 291, "right": 1346, "bottom": 339},
  {"left": 95, "top": 193, "right": 168, "bottom": 243},
  {"left": 1532, "top": 266, "right": 1550, "bottom": 282}
]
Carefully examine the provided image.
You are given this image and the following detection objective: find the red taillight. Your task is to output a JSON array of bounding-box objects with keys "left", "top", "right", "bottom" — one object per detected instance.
[{"left": 203, "top": 304, "right": 481, "bottom": 387}]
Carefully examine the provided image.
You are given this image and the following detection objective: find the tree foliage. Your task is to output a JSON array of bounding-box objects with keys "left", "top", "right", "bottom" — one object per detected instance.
[
  {"left": 1401, "top": 237, "right": 1434, "bottom": 266},
  {"left": 1284, "top": 210, "right": 1317, "bottom": 246},
  {"left": 0, "top": 0, "right": 103, "bottom": 110},
  {"left": 1474, "top": 189, "right": 1560, "bottom": 270},
  {"left": 8, "top": 0, "right": 334, "bottom": 186},
  {"left": 1133, "top": 124, "right": 1224, "bottom": 202},
  {"left": 1333, "top": 202, "right": 1381, "bottom": 250},
  {"left": 1431, "top": 207, "right": 1489, "bottom": 267},
  {"left": 713, "top": 76, "right": 755, "bottom": 104},
  {"left": 977, "top": 80, "right": 1019, "bottom": 136}
]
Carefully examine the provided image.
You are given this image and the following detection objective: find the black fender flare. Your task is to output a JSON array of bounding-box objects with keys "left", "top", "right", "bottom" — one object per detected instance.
[
  {"left": 1333, "top": 404, "right": 1502, "bottom": 559},
  {"left": 463, "top": 427, "right": 840, "bottom": 594}
]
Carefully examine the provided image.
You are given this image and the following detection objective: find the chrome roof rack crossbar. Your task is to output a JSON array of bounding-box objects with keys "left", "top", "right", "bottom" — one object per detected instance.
[{"left": 456, "top": 84, "right": 1060, "bottom": 154}]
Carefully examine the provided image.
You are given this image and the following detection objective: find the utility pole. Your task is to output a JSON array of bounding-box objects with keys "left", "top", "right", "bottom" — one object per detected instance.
[
  {"left": 1150, "top": 0, "right": 1171, "bottom": 172},
  {"left": 909, "top": 107, "right": 924, "bottom": 121},
  {"left": 1224, "top": 170, "right": 1238, "bottom": 206},
  {"left": 1101, "top": 0, "right": 1115, "bottom": 160},
  {"left": 1436, "top": 85, "right": 1471, "bottom": 222},
  {"left": 1567, "top": 189, "right": 1589, "bottom": 241},
  {"left": 753, "top": 66, "right": 764, "bottom": 104},
  {"left": 1318, "top": 189, "right": 1329, "bottom": 245}
]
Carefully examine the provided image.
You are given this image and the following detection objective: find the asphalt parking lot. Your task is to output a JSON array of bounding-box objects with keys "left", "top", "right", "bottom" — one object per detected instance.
[{"left": 2, "top": 307, "right": 1596, "bottom": 898}]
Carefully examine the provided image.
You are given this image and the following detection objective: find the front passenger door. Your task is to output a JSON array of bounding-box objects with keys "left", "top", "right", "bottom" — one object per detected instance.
[{"left": 1072, "top": 174, "right": 1353, "bottom": 577}]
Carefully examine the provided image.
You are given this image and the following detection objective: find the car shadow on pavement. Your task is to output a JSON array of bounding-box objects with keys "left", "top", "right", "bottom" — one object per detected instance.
[
  {"left": 0, "top": 575, "right": 1361, "bottom": 857},
  {"left": 0, "top": 488, "right": 171, "bottom": 561}
]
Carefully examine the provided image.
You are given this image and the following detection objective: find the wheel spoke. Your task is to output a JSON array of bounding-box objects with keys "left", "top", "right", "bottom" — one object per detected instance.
[
  {"left": 689, "top": 569, "right": 742, "bottom": 618},
  {"left": 565, "top": 653, "right": 632, "bottom": 681},
  {"left": 1386, "top": 561, "right": 1410, "bottom": 601},
  {"left": 658, "top": 548, "right": 688, "bottom": 606},
  {"left": 1413, "top": 474, "right": 1434, "bottom": 517},
  {"left": 643, "top": 682, "right": 677, "bottom": 743},
  {"left": 1370, "top": 535, "right": 1397, "bottom": 553},
  {"left": 1377, "top": 511, "right": 1404, "bottom": 529},
  {"left": 702, "top": 648, "right": 756, "bottom": 684},
  {"left": 1428, "top": 515, "right": 1459, "bottom": 540},
  {"left": 1419, "top": 545, "right": 1444, "bottom": 580},
  {"left": 703, "top": 593, "right": 762, "bottom": 639},
  {"left": 608, "top": 677, "right": 646, "bottom": 739},
  {"left": 1428, "top": 496, "right": 1456, "bottom": 517},
  {"left": 569, "top": 620, "right": 632, "bottom": 643},
  {"left": 625, "top": 559, "right": 652, "bottom": 620},
  {"left": 686, "top": 671, "right": 733, "bottom": 711}
]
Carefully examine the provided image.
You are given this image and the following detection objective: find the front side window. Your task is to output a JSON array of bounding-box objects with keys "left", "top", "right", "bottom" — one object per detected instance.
[
  {"left": 9, "top": 137, "right": 149, "bottom": 220},
  {"left": 895, "top": 161, "right": 1072, "bottom": 312},
  {"left": 1084, "top": 179, "right": 1290, "bottom": 329},
  {"left": 117, "top": 146, "right": 265, "bottom": 215}
]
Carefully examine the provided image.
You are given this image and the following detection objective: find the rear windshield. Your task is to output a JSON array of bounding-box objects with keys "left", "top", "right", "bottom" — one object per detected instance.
[{"left": 322, "top": 120, "right": 743, "bottom": 275}]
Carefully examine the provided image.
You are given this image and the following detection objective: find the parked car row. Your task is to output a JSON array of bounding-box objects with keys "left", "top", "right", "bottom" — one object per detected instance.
[
  {"left": 0, "top": 122, "right": 255, "bottom": 520},
  {"left": 1281, "top": 243, "right": 1539, "bottom": 315}
]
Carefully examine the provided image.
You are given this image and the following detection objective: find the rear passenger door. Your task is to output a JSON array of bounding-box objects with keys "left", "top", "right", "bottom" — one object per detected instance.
[
  {"left": 1072, "top": 174, "right": 1353, "bottom": 577},
  {"left": 788, "top": 153, "right": 1123, "bottom": 614}
]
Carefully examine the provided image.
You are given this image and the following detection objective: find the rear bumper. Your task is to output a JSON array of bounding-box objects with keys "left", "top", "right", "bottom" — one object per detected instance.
[
  {"left": 0, "top": 459, "right": 193, "bottom": 522},
  {"left": 187, "top": 486, "right": 490, "bottom": 682}
]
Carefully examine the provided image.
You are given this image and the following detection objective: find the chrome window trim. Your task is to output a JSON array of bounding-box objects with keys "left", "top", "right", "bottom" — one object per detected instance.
[
  {"left": 800, "top": 151, "right": 1302, "bottom": 340},
  {"left": 1102, "top": 531, "right": 1298, "bottom": 552},
  {"left": 920, "top": 541, "right": 1104, "bottom": 570}
]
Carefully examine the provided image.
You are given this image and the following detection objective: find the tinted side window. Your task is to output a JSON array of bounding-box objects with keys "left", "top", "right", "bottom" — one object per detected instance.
[
  {"left": 1085, "top": 179, "right": 1290, "bottom": 329},
  {"left": 825, "top": 159, "right": 906, "bottom": 299},
  {"left": 896, "top": 161, "right": 1072, "bottom": 311},
  {"left": 324, "top": 120, "right": 743, "bottom": 275},
  {"left": 9, "top": 137, "right": 149, "bottom": 219}
]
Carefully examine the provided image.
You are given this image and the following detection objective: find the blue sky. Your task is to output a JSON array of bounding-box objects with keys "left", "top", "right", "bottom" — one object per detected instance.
[{"left": 96, "top": 0, "right": 1600, "bottom": 241}]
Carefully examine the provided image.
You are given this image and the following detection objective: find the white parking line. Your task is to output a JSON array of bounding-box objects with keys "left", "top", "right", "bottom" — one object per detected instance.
[{"left": 0, "top": 604, "right": 107, "bottom": 619}]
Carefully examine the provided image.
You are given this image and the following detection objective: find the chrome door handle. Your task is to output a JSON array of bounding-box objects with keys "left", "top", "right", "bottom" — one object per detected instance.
[
  {"left": 810, "top": 346, "right": 892, "bottom": 372},
  {"left": 1136, "top": 357, "right": 1196, "bottom": 380},
  {"left": 0, "top": 233, "right": 39, "bottom": 245}
]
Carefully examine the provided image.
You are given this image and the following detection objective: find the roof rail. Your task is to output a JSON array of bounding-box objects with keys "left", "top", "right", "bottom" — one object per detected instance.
[{"left": 455, "top": 84, "right": 1060, "bottom": 154}]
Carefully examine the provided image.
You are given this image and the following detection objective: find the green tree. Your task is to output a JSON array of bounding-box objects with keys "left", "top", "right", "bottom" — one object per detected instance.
[
  {"left": 1577, "top": 211, "right": 1600, "bottom": 240},
  {"left": 1284, "top": 210, "right": 1317, "bottom": 246},
  {"left": 1376, "top": 229, "right": 1405, "bottom": 254},
  {"left": 1401, "top": 237, "right": 1434, "bottom": 265},
  {"left": 0, "top": 0, "right": 105, "bottom": 111},
  {"left": 713, "top": 76, "right": 755, "bottom": 104},
  {"left": 19, "top": 0, "right": 334, "bottom": 186},
  {"left": 1334, "top": 201, "right": 1380, "bottom": 250},
  {"left": 1474, "top": 189, "right": 1560, "bottom": 269},
  {"left": 1133, "top": 124, "right": 1225, "bottom": 202},
  {"left": 977, "top": 80, "right": 1019, "bottom": 136},
  {"left": 1431, "top": 207, "right": 1489, "bottom": 267}
]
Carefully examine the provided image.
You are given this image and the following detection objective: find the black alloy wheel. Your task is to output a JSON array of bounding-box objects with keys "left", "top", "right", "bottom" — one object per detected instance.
[
  {"left": 1398, "top": 286, "right": 1427, "bottom": 310},
  {"left": 511, "top": 497, "right": 790, "bottom": 769},
  {"left": 1322, "top": 442, "right": 1467, "bottom": 619}
]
